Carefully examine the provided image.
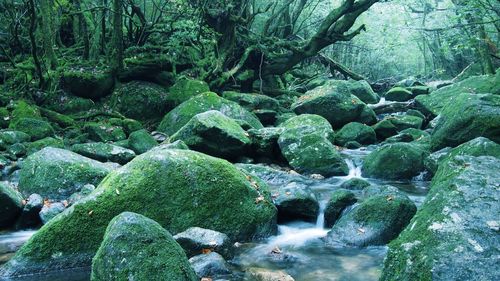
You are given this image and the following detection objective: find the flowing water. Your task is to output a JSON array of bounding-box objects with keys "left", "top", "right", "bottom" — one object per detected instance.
[{"left": 0, "top": 148, "right": 430, "bottom": 281}]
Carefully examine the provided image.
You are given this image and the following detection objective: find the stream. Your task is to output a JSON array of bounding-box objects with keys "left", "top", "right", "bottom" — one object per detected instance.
[{"left": 0, "top": 148, "right": 430, "bottom": 281}]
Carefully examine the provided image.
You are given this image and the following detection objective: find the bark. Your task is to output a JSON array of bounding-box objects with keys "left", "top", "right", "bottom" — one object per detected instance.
[
  {"left": 319, "top": 53, "right": 366, "bottom": 81},
  {"left": 27, "top": 0, "right": 44, "bottom": 88},
  {"left": 40, "top": 0, "right": 58, "bottom": 69},
  {"left": 111, "top": 0, "right": 123, "bottom": 72}
]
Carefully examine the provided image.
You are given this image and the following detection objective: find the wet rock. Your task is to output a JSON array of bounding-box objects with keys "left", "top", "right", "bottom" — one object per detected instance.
[
  {"left": 71, "top": 142, "right": 136, "bottom": 164},
  {"left": 278, "top": 114, "right": 348, "bottom": 176},
  {"left": 384, "top": 87, "right": 413, "bottom": 102},
  {"left": 127, "top": 129, "right": 158, "bottom": 154},
  {"left": 174, "top": 227, "right": 232, "bottom": 259},
  {"left": 156, "top": 140, "right": 190, "bottom": 150},
  {"left": 15, "top": 193, "right": 43, "bottom": 229},
  {"left": 222, "top": 91, "right": 280, "bottom": 112},
  {"left": 273, "top": 182, "right": 319, "bottom": 223},
  {"left": 67, "top": 184, "right": 96, "bottom": 206},
  {"left": 325, "top": 193, "right": 416, "bottom": 247},
  {"left": 0, "top": 130, "right": 30, "bottom": 145},
  {"left": 167, "top": 79, "right": 210, "bottom": 109},
  {"left": 347, "top": 80, "right": 380, "bottom": 104},
  {"left": 430, "top": 93, "right": 500, "bottom": 150},
  {"left": 61, "top": 67, "right": 114, "bottom": 100},
  {"left": 372, "top": 119, "right": 398, "bottom": 140},
  {"left": 170, "top": 110, "right": 251, "bottom": 160},
  {"left": 339, "top": 178, "right": 370, "bottom": 190},
  {"left": 0, "top": 148, "right": 277, "bottom": 276},
  {"left": 335, "top": 122, "right": 377, "bottom": 147},
  {"left": 189, "top": 252, "right": 231, "bottom": 279},
  {"left": 386, "top": 115, "right": 423, "bottom": 131},
  {"left": 91, "top": 212, "right": 197, "bottom": 281},
  {"left": 7, "top": 143, "right": 26, "bottom": 157},
  {"left": 18, "top": 147, "right": 114, "bottom": 200},
  {"left": 248, "top": 127, "right": 285, "bottom": 161},
  {"left": 236, "top": 164, "right": 310, "bottom": 187},
  {"left": 158, "top": 92, "right": 263, "bottom": 136},
  {"left": 25, "top": 137, "right": 64, "bottom": 155},
  {"left": 324, "top": 190, "right": 357, "bottom": 228},
  {"left": 84, "top": 122, "right": 127, "bottom": 143},
  {"left": 39, "top": 202, "right": 66, "bottom": 224},
  {"left": 381, "top": 156, "right": 500, "bottom": 281},
  {"left": 0, "top": 182, "right": 23, "bottom": 228},
  {"left": 245, "top": 268, "right": 295, "bottom": 281},
  {"left": 291, "top": 81, "right": 376, "bottom": 128},
  {"left": 362, "top": 143, "right": 429, "bottom": 180}
]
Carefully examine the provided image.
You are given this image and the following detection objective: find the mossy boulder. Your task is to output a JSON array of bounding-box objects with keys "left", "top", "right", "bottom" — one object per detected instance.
[
  {"left": 39, "top": 108, "right": 75, "bottom": 128},
  {"left": 10, "top": 100, "right": 40, "bottom": 122},
  {"left": 236, "top": 163, "right": 310, "bottom": 188},
  {"left": 380, "top": 156, "right": 500, "bottom": 281},
  {"left": 386, "top": 115, "right": 423, "bottom": 131},
  {"left": 25, "top": 137, "right": 64, "bottom": 155},
  {"left": 248, "top": 127, "right": 285, "bottom": 161},
  {"left": 170, "top": 110, "right": 251, "bottom": 160},
  {"left": 10, "top": 118, "right": 55, "bottom": 141},
  {"left": 128, "top": 129, "right": 157, "bottom": 154},
  {"left": 362, "top": 143, "right": 429, "bottom": 180},
  {"left": 430, "top": 93, "right": 500, "bottom": 150},
  {"left": 425, "top": 137, "right": 500, "bottom": 175},
  {"left": 107, "top": 81, "right": 169, "bottom": 122},
  {"left": 335, "top": 122, "right": 377, "bottom": 147},
  {"left": 0, "top": 148, "right": 277, "bottom": 276},
  {"left": 0, "top": 107, "right": 9, "bottom": 128},
  {"left": 415, "top": 74, "right": 499, "bottom": 116},
  {"left": 278, "top": 115, "right": 348, "bottom": 176},
  {"left": 71, "top": 142, "right": 136, "bottom": 164},
  {"left": 291, "top": 81, "right": 375, "bottom": 128},
  {"left": 0, "top": 182, "right": 24, "bottom": 228},
  {"left": 158, "top": 92, "right": 263, "bottom": 136},
  {"left": 383, "top": 129, "right": 430, "bottom": 145},
  {"left": 408, "top": 85, "right": 430, "bottom": 96},
  {"left": 339, "top": 178, "right": 370, "bottom": 190},
  {"left": 385, "top": 87, "right": 413, "bottom": 102},
  {"left": 108, "top": 118, "right": 143, "bottom": 135},
  {"left": 18, "top": 147, "right": 114, "bottom": 200},
  {"left": 222, "top": 91, "right": 280, "bottom": 112},
  {"left": 347, "top": 80, "right": 380, "bottom": 104},
  {"left": 44, "top": 93, "right": 94, "bottom": 115},
  {"left": 61, "top": 67, "right": 114, "bottom": 100},
  {"left": 324, "top": 190, "right": 357, "bottom": 228},
  {"left": 84, "top": 122, "right": 127, "bottom": 143},
  {"left": 273, "top": 182, "right": 319, "bottom": 223},
  {"left": 325, "top": 193, "right": 416, "bottom": 247},
  {"left": 372, "top": 119, "right": 399, "bottom": 140},
  {"left": 166, "top": 79, "right": 210, "bottom": 109},
  {"left": 91, "top": 212, "right": 197, "bottom": 281},
  {"left": 0, "top": 130, "right": 30, "bottom": 145}
]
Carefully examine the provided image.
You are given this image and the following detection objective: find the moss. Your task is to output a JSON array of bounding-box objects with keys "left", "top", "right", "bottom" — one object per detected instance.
[
  {"left": 334, "top": 122, "right": 377, "bottom": 146},
  {"left": 387, "top": 115, "right": 423, "bottom": 131},
  {"left": 10, "top": 118, "right": 55, "bottom": 141},
  {"left": 339, "top": 178, "right": 370, "bottom": 190},
  {"left": 170, "top": 110, "right": 250, "bottom": 160},
  {"left": 372, "top": 119, "right": 398, "bottom": 140},
  {"left": 25, "top": 137, "right": 64, "bottom": 155},
  {"left": 362, "top": 142, "right": 429, "bottom": 180},
  {"left": 71, "top": 142, "right": 136, "bottom": 164},
  {"left": 84, "top": 122, "right": 126, "bottom": 143},
  {"left": 166, "top": 78, "right": 210, "bottom": 109},
  {"left": 128, "top": 129, "right": 158, "bottom": 154},
  {"left": 346, "top": 80, "right": 380, "bottom": 104},
  {"left": 0, "top": 107, "right": 9, "bottom": 128},
  {"left": 324, "top": 190, "right": 356, "bottom": 227},
  {"left": 221, "top": 91, "right": 280, "bottom": 111},
  {"left": 109, "top": 118, "right": 143, "bottom": 135},
  {"left": 61, "top": 67, "right": 115, "bottom": 100},
  {"left": 0, "top": 182, "right": 24, "bottom": 227},
  {"left": 19, "top": 147, "right": 114, "bottom": 200},
  {"left": 1, "top": 148, "right": 277, "bottom": 276},
  {"left": 385, "top": 87, "right": 413, "bottom": 102},
  {"left": 10, "top": 100, "right": 41, "bottom": 123},
  {"left": 279, "top": 114, "right": 334, "bottom": 142},
  {"left": 158, "top": 92, "right": 263, "bottom": 136},
  {"left": 39, "top": 108, "right": 76, "bottom": 128},
  {"left": 91, "top": 212, "right": 197, "bottom": 281},
  {"left": 0, "top": 130, "right": 30, "bottom": 144}
]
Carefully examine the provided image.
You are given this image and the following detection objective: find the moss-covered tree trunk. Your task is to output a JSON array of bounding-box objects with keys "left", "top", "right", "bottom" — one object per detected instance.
[
  {"left": 40, "top": 0, "right": 58, "bottom": 69},
  {"left": 110, "top": 0, "right": 123, "bottom": 72}
]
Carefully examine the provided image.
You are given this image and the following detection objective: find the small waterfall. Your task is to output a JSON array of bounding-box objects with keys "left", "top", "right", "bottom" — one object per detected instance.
[
  {"left": 316, "top": 200, "right": 327, "bottom": 229},
  {"left": 345, "top": 159, "right": 362, "bottom": 179}
]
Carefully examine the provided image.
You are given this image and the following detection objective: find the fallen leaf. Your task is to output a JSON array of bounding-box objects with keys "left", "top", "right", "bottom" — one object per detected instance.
[
  {"left": 271, "top": 246, "right": 282, "bottom": 254},
  {"left": 201, "top": 278, "right": 212, "bottom": 281},
  {"left": 255, "top": 195, "right": 265, "bottom": 204},
  {"left": 62, "top": 200, "right": 69, "bottom": 207},
  {"left": 115, "top": 189, "right": 120, "bottom": 195},
  {"left": 357, "top": 228, "right": 366, "bottom": 234},
  {"left": 386, "top": 195, "right": 394, "bottom": 202},
  {"left": 44, "top": 199, "right": 51, "bottom": 207},
  {"left": 88, "top": 210, "right": 94, "bottom": 216},
  {"left": 285, "top": 191, "right": 292, "bottom": 196},
  {"left": 22, "top": 199, "right": 27, "bottom": 205},
  {"left": 201, "top": 248, "right": 212, "bottom": 254}
]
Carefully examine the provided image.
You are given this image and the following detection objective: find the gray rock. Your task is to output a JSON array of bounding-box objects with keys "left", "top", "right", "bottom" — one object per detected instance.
[
  {"left": 16, "top": 193, "right": 43, "bottom": 229},
  {"left": 173, "top": 227, "right": 232, "bottom": 259},
  {"left": 189, "top": 252, "right": 231, "bottom": 278},
  {"left": 71, "top": 142, "right": 136, "bottom": 164},
  {"left": 39, "top": 202, "right": 65, "bottom": 224},
  {"left": 0, "top": 182, "right": 23, "bottom": 228}
]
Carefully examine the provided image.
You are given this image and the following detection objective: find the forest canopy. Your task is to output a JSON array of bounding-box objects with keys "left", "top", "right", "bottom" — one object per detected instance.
[{"left": 0, "top": 0, "right": 498, "bottom": 93}]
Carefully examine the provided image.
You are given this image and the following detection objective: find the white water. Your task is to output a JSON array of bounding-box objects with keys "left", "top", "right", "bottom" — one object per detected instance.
[
  {"left": 315, "top": 200, "right": 327, "bottom": 229},
  {"left": 0, "top": 230, "right": 37, "bottom": 254},
  {"left": 344, "top": 158, "right": 362, "bottom": 179}
]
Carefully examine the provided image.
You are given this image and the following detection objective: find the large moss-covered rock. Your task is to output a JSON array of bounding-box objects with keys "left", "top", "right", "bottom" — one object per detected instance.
[
  {"left": 385, "top": 87, "right": 413, "bottom": 102},
  {"left": 415, "top": 74, "right": 499, "bottom": 116},
  {"left": 222, "top": 91, "right": 280, "bottom": 111},
  {"left": 0, "top": 148, "right": 277, "bottom": 276},
  {"left": 362, "top": 143, "right": 429, "bottom": 180},
  {"left": 91, "top": 212, "right": 197, "bottom": 281},
  {"left": 325, "top": 193, "right": 416, "bottom": 247},
  {"left": 430, "top": 93, "right": 500, "bottom": 150},
  {"left": 381, "top": 156, "right": 500, "bottom": 281},
  {"left": 0, "top": 182, "right": 24, "bottom": 228},
  {"left": 84, "top": 122, "right": 127, "bottom": 143},
  {"left": 278, "top": 115, "right": 348, "bottom": 176},
  {"left": 158, "top": 92, "right": 263, "bottom": 136},
  {"left": 324, "top": 190, "right": 357, "bottom": 228},
  {"left": 10, "top": 118, "right": 54, "bottom": 141},
  {"left": 248, "top": 127, "right": 285, "bottom": 161},
  {"left": 291, "top": 81, "right": 375, "bottom": 128},
  {"left": 347, "top": 80, "right": 380, "bottom": 104},
  {"left": 170, "top": 110, "right": 251, "bottom": 160},
  {"left": 335, "top": 122, "right": 377, "bottom": 147},
  {"left": 18, "top": 147, "right": 114, "bottom": 200},
  {"left": 425, "top": 137, "right": 500, "bottom": 174},
  {"left": 71, "top": 142, "right": 136, "bottom": 164},
  {"left": 61, "top": 67, "right": 114, "bottom": 100},
  {"left": 0, "top": 130, "right": 30, "bottom": 145},
  {"left": 25, "top": 137, "right": 64, "bottom": 155},
  {"left": 107, "top": 81, "right": 169, "bottom": 122},
  {"left": 127, "top": 129, "right": 157, "bottom": 154},
  {"left": 273, "top": 182, "right": 319, "bottom": 222},
  {"left": 166, "top": 79, "right": 210, "bottom": 109},
  {"left": 387, "top": 115, "right": 423, "bottom": 131}
]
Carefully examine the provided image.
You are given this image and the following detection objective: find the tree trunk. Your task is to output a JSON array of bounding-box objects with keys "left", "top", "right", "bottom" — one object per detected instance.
[
  {"left": 27, "top": 0, "right": 44, "bottom": 88},
  {"left": 40, "top": 0, "right": 58, "bottom": 69},
  {"left": 110, "top": 0, "right": 123, "bottom": 72}
]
